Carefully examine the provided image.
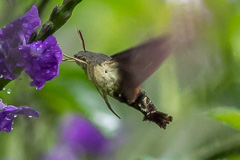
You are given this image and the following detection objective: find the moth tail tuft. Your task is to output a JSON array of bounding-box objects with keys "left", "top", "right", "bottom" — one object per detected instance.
[{"left": 143, "top": 111, "right": 173, "bottom": 129}]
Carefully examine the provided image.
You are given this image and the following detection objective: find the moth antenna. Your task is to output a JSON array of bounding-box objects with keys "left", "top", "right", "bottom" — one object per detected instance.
[
  {"left": 77, "top": 29, "right": 86, "bottom": 52},
  {"left": 63, "top": 53, "right": 87, "bottom": 64}
]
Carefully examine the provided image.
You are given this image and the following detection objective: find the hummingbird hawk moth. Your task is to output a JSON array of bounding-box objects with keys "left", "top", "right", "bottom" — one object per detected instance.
[{"left": 64, "top": 30, "right": 173, "bottom": 129}]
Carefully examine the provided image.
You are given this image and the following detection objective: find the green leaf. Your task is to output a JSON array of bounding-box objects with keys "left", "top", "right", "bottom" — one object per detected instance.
[{"left": 209, "top": 107, "right": 240, "bottom": 130}]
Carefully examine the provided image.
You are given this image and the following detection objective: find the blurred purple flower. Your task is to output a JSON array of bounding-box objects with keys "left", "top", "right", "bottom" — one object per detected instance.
[
  {"left": 0, "top": 100, "right": 39, "bottom": 133},
  {"left": 19, "top": 36, "right": 62, "bottom": 89},
  {"left": 0, "top": 5, "right": 62, "bottom": 89},
  {"left": 43, "top": 115, "right": 110, "bottom": 160},
  {"left": 61, "top": 115, "right": 109, "bottom": 157},
  {"left": 0, "top": 6, "right": 40, "bottom": 80}
]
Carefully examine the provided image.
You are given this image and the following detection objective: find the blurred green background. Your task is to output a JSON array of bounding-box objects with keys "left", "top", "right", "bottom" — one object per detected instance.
[{"left": 1, "top": 0, "right": 240, "bottom": 159}]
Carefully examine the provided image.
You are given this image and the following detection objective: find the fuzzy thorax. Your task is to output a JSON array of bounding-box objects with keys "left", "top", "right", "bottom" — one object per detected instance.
[{"left": 92, "top": 60, "right": 119, "bottom": 96}]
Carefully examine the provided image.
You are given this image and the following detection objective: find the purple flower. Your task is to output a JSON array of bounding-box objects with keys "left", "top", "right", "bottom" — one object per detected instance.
[
  {"left": 0, "top": 100, "right": 39, "bottom": 133},
  {"left": 0, "top": 6, "right": 62, "bottom": 89},
  {"left": 43, "top": 115, "right": 115, "bottom": 160},
  {"left": 60, "top": 115, "right": 109, "bottom": 156},
  {"left": 19, "top": 36, "right": 62, "bottom": 89},
  {"left": 0, "top": 6, "right": 41, "bottom": 80}
]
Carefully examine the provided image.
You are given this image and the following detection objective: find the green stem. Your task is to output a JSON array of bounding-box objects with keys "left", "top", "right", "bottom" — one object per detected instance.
[
  {"left": 0, "top": 0, "right": 83, "bottom": 91},
  {"left": 37, "top": 0, "right": 83, "bottom": 41}
]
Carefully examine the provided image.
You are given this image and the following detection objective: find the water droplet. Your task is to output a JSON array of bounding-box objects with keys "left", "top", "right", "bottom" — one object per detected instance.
[
  {"left": 7, "top": 89, "right": 11, "bottom": 94},
  {"left": 0, "top": 74, "right": 3, "bottom": 78},
  {"left": 29, "top": 116, "right": 32, "bottom": 118},
  {"left": 14, "top": 115, "right": 17, "bottom": 118},
  {"left": 3, "top": 88, "right": 6, "bottom": 90},
  {"left": 11, "top": 127, "right": 13, "bottom": 131}
]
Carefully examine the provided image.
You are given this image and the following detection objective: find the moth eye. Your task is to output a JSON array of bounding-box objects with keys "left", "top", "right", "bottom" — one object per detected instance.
[
  {"left": 79, "top": 56, "right": 86, "bottom": 61},
  {"left": 105, "top": 70, "right": 108, "bottom": 73}
]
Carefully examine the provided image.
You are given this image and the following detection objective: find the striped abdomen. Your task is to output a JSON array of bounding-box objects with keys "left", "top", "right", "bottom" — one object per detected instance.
[{"left": 113, "top": 89, "right": 173, "bottom": 129}]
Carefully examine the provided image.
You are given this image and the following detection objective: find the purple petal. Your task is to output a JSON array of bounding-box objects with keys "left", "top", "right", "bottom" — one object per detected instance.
[
  {"left": 0, "top": 100, "right": 6, "bottom": 110},
  {"left": 0, "top": 6, "right": 41, "bottom": 80},
  {"left": 2, "top": 106, "right": 18, "bottom": 112},
  {"left": 0, "top": 6, "right": 40, "bottom": 46},
  {"left": 21, "top": 6, "right": 41, "bottom": 43},
  {"left": 0, "top": 111, "right": 14, "bottom": 132},
  {"left": 0, "top": 101, "right": 39, "bottom": 133},
  {"left": 16, "top": 106, "right": 39, "bottom": 117},
  {"left": 20, "top": 36, "right": 62, "bottom": 89}
]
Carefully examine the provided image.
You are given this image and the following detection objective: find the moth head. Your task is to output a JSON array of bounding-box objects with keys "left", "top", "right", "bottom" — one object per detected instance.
[
  {"left": 74, "top": 51, "right": 89, "bottom": 69},
  {"left": 74, "top": 51, "right": 101, "bottom": 70}
]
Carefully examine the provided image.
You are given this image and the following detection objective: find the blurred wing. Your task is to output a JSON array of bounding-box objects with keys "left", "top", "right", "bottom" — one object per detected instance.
[{"left": 111, "top": 35, "right": 171, "bottom": 102}]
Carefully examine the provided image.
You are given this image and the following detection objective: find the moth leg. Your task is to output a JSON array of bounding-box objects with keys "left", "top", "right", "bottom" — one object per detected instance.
[
  {"left": 102, "top": 94, "right": 121, "bottom": 119},
  {"left": 95, "top": 86, "right": 121, "bottom": 119}
]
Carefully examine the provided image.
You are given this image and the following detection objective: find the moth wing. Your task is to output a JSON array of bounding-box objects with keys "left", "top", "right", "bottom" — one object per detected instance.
[{"left": 111, "top": 35, "right": 171, "bottom": 102}]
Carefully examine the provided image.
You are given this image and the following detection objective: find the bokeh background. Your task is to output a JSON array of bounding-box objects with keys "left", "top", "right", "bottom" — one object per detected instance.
[{"left": 1, "top": 0, "right": 240, "bottom": 159}]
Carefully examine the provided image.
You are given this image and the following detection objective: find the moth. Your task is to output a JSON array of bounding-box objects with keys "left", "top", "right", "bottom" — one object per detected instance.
[{"left": 64, "top": 30, "right": 173, "bottom": 129}]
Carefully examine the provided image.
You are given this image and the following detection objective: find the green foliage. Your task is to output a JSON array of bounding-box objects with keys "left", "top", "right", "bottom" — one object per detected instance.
[{"left": 210, "top": 107, "right": 240, "bottom": 130}]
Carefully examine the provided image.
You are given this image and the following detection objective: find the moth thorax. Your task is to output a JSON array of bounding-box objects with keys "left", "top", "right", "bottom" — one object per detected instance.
[{"left": 93, "top": 61, "right": 119, "bottom": 95}]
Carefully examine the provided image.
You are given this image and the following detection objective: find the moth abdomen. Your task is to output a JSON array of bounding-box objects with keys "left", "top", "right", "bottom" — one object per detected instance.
[
  {"left": 113, "top": 89, "right": 173, "bottom": 129},
  {"left": 131, "top": 91, "right": 172, "bottom": 129}
]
